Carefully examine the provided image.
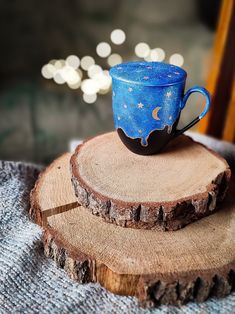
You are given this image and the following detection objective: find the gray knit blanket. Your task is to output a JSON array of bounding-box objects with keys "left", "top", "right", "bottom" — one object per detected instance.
[{"left": 0, "top": 133, "right": 235, "bottom": 314}]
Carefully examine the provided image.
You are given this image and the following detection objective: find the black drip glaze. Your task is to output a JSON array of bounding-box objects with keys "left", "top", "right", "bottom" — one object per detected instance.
[{"left": 117, "top": 119, "right": 180, "bottom": 155}]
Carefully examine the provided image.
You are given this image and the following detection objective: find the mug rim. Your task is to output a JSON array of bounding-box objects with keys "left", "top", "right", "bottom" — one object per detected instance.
[{"left": 110, "top": 61, "right": 187, "bottom": 87}]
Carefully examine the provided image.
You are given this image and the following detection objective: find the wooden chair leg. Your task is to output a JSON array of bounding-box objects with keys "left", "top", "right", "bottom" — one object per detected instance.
[
  {"left": 223, "top": 76, "right": 235, "bottom": 142},
  {"left": 198, "top": 0, "right": 235, "bottom": 141}
]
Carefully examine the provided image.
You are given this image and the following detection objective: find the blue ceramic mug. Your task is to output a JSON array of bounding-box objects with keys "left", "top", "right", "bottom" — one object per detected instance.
[{"left": 109, "top": 61, "right": 211, "bottom": 155}]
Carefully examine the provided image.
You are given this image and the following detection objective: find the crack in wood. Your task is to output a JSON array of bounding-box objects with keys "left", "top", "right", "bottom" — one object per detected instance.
[{"left": 41, "top": 201, "right": 79, "bottom": 226}]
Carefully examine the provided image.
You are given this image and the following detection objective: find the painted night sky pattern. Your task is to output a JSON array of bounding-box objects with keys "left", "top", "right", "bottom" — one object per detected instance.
[{"left": 110, "top": 62, "right": 187, "bottom": 146}]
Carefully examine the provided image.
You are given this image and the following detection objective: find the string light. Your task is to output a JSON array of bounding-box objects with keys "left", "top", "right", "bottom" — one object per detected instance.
[
  {"left": 83, "top": 93, "right": 97, "bottom": 104},
  {"left": 77, "top": 68, "right": 83, "bottom": 79},
  {"left": 143, "top": 53, "right": 152, "bottom": 62},
  {"left": 49, "top": 59, "right": 57, "bottom": 65},
  {"left": 41, "top": 64, "right": 55, "bottom": 79},
  {"left": 148, "top": 50, "right": 158, "bottom": 61},
  {"left": 81, "top": 79, "right": 100, "bottom": 95},
  {"left": 135, "top": 43, "right": 150, "bottom": 58},
  {"left": 41, "top": 29, "right": 185, "bottom": 99},
  {"left": 169, "top": 53, "right": 184, "bottom": 67},
  {"left": 53, "top": 71, "right": 65, "bottom": 84},
  {"left": 151, "top": 48, "right": 165, "bottom": 62},
  {"left": 88, "top": 65, "right": 102, "bottom": 78},
  {"left": 81, "top": 56, "right": 95, "bottom": 70},
  {"left": 93, "top": 70, "right": 112, "bottom": 90},
  {"left": 96, "top": 42, "right": 111, "bottom": 58},
  {"left": 68, "top": 81, "right": 81, "bottom": 89},
  {"left": 110, "top": 29, "right": 126, "bottom": 45},
  {"left": 107, "top": 54, "right": 122, "bottom": 67},
  {"left": 54, "top": 60, "right": 65, "bottom": 69},
  {"left": 66, "top": 55, "right": 80, "bottom": 69},
  {"left": 61, "top": 66, "right": 80, "bottom": 85},
  {"left": 98, "top": 88, "right": 110, "bottom": 95}
]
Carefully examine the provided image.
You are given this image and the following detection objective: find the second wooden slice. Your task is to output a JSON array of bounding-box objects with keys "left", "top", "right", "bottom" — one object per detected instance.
[
  {"left": 71, "top": 132, "right": 230, "bottom": 230},
  {"left": 30, "top": 153, "right": 235, "bottom": 307}
]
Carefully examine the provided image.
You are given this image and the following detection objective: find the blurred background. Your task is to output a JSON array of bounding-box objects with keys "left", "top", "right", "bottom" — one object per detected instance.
[{"left": 0, "top": 0, "right": 222, "bottom": 164}]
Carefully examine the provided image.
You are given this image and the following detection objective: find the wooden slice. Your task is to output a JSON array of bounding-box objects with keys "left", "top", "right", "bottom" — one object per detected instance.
[
  {"left": 30, "top": 153, "right": 235, "bottom": 307},
  {"left": 70, "top": 132, "right": 231, "bottom": 230}
]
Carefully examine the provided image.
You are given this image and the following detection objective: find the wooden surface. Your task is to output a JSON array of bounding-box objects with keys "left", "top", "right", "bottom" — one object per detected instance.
[
  {"left": 30, "top": 152, "right": 235, "bottom": 307},
  {"left": 71, "top": 132, "right": 230, "bottom": 230},
  {"left": 223, "top": 76, "right": 235, "bottom": 142},
  {"left": 198, "top": 0, "right": 235, "bottom": 142}
]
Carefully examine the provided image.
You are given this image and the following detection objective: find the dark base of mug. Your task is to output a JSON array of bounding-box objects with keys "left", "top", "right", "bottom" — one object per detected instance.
[{"left": 117, "top": 121, "right": 178, "bottom": 155}]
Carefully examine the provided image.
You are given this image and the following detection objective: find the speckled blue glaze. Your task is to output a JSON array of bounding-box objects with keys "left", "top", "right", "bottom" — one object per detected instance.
[
  {"left": 110, "top": 61, "right": 186, "bottom": 86},
  {"left": 110, "top": 61, "right": 211, "bottom": 147}
]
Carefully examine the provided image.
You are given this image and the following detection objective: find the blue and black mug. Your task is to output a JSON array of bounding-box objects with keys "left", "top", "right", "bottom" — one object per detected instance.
[{"left": 109, "top": 61, "right": 211, "bottom": 155}]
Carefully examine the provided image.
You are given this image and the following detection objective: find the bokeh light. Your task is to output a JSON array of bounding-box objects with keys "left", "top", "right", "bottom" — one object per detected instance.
[
  {"left": 96, "top": 42, "right": 111, "bottom": 58},
  {"left": 68, "top": 81, "right": 81, "bottom": 90},
  {"left": 66, "top": 55, "right": 80, "bottom": 69},
  {"left": 83, "top": 93, "right": 97, "bottom": 104},
  {"left": 81, "top": 56, "right": 95, "bottom": 70},
  {"left": 81, "top": 79, "right": 100, "bottom": 95},
  {"left": 135, "top": 43, "right": 150, "bottom": 58},
  {"left": 110, "top": 29, "right": 126, "bottom": 45},
  {"left": 61, "top": 66, "right": 80, "bottom": 85},
  {"left": 93, "top": 70, "right": 111, "bottom": 91},
  {"left": 41, "top": 64, "right": 55, "bottom": 79},
  {"left": 151, "top": 48, "right": 166, "bottom": 62},
  {"left": 54, "top": 60, "right": 65, "bottom": 69},
  {"left": 41, "top": 28, "right": 185, "bottom": 99},
  {"left": 49, "top": 59, "right": 57, "bottom": 65},
  {"left": 88, "top": 64, "right": 102, "bottom": 78},
  {"left": 107, "top": 54, "right": 122, "bottom": 67},
  {"left": 53, "top": 71, "right": 65, "bottom": 84},
  {"left": 169, "top": 53, "right": 184, "bottom": 67},
  {"left": 143, "top": 53, "right": 152, "bottom": 62},
  {"left": 77, "top": 68, "right": 83, "bottom": 79}
]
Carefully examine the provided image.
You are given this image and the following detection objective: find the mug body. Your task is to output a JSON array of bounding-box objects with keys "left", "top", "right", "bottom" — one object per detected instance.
[{"left": 110, "top": 61, "right": 187, "bottom": 155}]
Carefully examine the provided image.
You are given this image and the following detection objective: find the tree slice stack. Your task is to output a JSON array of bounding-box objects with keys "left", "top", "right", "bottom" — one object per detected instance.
[
  {"left": 70, "top": 132, "right": 231, "bottom": 230},
  {"left": 30, "top": 153, "right": 235, "bottom": 307}
]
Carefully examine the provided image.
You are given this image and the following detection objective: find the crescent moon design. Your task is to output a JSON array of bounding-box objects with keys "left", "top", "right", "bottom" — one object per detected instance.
[{"left": 152, "top": 107, "right": 161, "bottom": 120}]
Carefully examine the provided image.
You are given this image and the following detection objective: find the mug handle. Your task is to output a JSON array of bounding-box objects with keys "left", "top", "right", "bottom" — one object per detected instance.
[{"left": 175, "top": 86, "right": 211, "bottom": 136}]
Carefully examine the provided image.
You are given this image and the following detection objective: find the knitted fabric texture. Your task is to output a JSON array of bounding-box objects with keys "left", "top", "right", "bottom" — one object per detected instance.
[{"left": 0, "top": 134, "right": 235, "bottom": 314}]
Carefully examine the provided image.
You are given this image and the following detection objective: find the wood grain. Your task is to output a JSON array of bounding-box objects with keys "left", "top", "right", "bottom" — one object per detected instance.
[
  {"left": 70, "top": 132, "right": 231, "bottom": 230},
  {"left": 198, "top": 0, "right": 235, "bottom": 141},
  {"left": 30, "top": 153, "right": 235, "bottom": 307},
  {"left": 223, "top": 76, "right": 235, "bottom": 142},
  {"left": 30, "top": 154, "right": 79, "bottom": 226}
]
